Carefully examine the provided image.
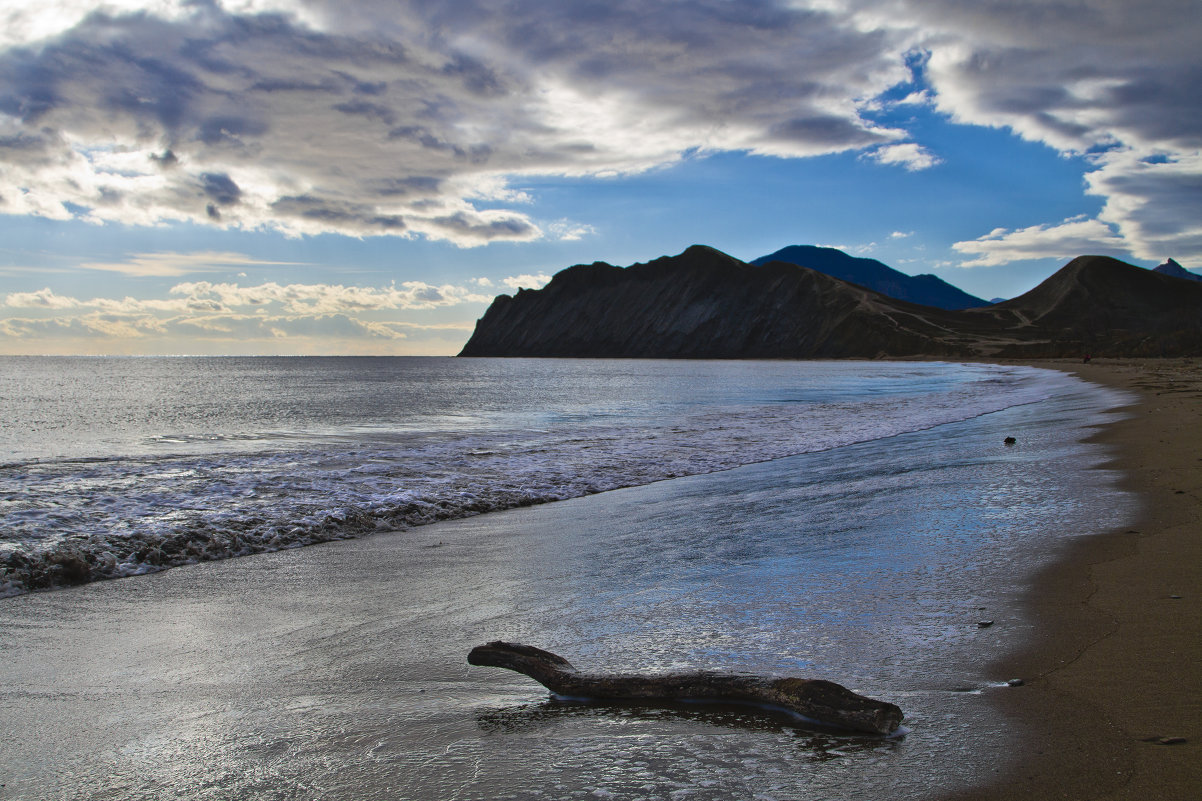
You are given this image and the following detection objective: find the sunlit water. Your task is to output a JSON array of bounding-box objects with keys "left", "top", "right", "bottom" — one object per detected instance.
[
  {"left": 0, "top": 359, "right": 1135, "bottom": 799},
  {"left": 4, "top": 357, "right": 1079, "bottom": 596}
]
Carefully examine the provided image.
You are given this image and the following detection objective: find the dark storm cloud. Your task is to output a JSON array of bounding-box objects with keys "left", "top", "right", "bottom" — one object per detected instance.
[
  {"left": 200, "top": 172, "right": 242, "bottom": 205},
  {"left": 769, "top": 115, "right": 895, "bottom": 148},
  {"left": 0, "top": 131, "right": 53, "bottom": 156},
  {"left": 368, "top": 176, "right": 443, "bottom": 197},
  {"left": 429, "top": 211, "right": 538, "bottom": 242},
  {"left": 150, "top": 149, "right": 179, "bottom": 168},
  {"left": 332, "top": 99, "right": 396, "bottom": 125},
  {"left": 196, "top": 115, "right": 270, "bottom": 146},
  {"left": 271, "top": 195, "right": 407, "bottom": 232}
]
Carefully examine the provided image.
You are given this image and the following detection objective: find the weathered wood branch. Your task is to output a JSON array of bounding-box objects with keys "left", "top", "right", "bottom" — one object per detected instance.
[{"left": 468, "top": 640, "right": 904, "bottom": 735}]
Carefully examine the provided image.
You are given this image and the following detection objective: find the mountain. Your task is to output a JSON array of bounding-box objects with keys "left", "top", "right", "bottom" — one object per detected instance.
[
  {"left": 1154, "top": 258, "right": 1202, "bottom": 282},
  {"left": 967, "top": 255, "right": 1202, "bottom": 356},
  {"left": 460, "top": 246, "right": 970, "bottom": 358},
  {"left": 751, "top": 245, "right": 990, "bottom": 310},
  {"left": 459, "top": 249, "right": 1202, "bottom": 359}
]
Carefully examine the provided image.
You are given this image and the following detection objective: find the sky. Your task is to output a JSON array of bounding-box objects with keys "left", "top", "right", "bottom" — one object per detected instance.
[{"left": 0, "top": 0, "right": 1199, "bottom": 356}]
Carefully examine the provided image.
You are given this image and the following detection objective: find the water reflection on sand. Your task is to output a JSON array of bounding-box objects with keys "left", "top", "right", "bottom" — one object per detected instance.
[{"left": 0, "top": 379, "right": 1133, "bottom": 800}]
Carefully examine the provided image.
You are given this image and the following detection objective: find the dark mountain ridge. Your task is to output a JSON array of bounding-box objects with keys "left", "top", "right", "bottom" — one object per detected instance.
[
  {"left": 459, "top": 248, "right": 1202, "bottom": 359},
  {"left": 462, "top": 246, "right": 963, "bottom": 358},
  {"left": 1154, "top": 258, "right": 1202, "bottom": 282},
  {"left": 751, "top": 245, "right": 990, "bottom": 310}
]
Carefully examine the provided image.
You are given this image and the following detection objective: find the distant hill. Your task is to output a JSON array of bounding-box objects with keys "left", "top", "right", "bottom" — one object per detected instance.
[
  {"left": 751, "top": 245, "right": 989, "bottom": 310},
  {"left": 967, "top": 255, "right": 1202, "bottom": 355},
  {"left": 459, "top": 248, "right": 1202, "bottom": 359},
  {"left": 1154, "top": 258, "right": 1202, "bottom": 282}
]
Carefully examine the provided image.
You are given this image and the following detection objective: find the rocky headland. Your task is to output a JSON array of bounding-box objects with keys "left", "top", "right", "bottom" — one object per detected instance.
[{"left": 459, "top": 246, "right": 1202, "bottom": 359}]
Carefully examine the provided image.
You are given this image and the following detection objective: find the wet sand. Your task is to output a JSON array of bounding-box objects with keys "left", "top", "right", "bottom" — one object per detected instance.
[
  {"left": 953, "top": 358, "right": 1202, "bottom": 800},
  {"left": 0, "top": 365, "right": 1129, "bottom": 801},
  {"left": 1, "top": 359, "right": 1193, "bottom": 799}
]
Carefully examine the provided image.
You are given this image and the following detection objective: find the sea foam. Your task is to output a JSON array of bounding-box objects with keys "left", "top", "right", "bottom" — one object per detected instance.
[{"left": 0, "top": 360, "right": 1061, "bottom": 596}]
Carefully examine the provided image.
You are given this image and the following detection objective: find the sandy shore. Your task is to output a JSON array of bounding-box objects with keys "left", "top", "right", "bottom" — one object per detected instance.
[{"left": 951, "top": 358, "right": 1202, "bottom": 800}]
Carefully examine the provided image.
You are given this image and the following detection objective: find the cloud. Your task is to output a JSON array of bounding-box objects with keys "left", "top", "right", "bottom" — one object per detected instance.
[
  {"left": 0, "top": 1, "right": 1197, "bottom": 261},
  {"left": 169, "top": 278, "right": 494, "bottom": 312},
  {"left": 0, "top": 309, "right": 450, "bottom": 343},
  {"left": 1085, "top": 148, "right": 1202, "bottom": 262},
  {"left": 3, "top": 287, "right": 83, "bottom": 309},
  {"left": 864, "top": 142, "right": 941, "bottom": 171},
  {"left": 952, "top": 215, "right": 1130, "bottom": 267},
  {"left": 0, "top": 1, "right": 912, "bottom": 245},
  {"left": 75, "top": 250, "right": 301, "bottom": 277},
  {"left": 4, "top": 278, "right": 495, "bottom": 317},
  {"left": 545, "top": 219, "right": 597, "bottom": 241},
  {"left": 499, "top": 273, "right": 552, "bottom": 291},
  {"left": 0, "top": 277, "right": 486, "bottom": 354},
  {"left": 845, "top": 0, "right": 1202, "bottom": 262}
]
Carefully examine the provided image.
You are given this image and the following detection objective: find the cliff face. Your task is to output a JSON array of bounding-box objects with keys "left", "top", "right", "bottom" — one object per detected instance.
[{"left": 459, "top": 249, "right": 1202, "bottom": 359}]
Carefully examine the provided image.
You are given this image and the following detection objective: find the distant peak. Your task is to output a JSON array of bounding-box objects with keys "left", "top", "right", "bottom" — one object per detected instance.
[
  {"left": 750, "top": 243, "right": 989, "bottom": 310},
  {"left": 679, "top": 244, "right": 738, "bottom": 261},
  {"left": 667, "top": 245, "right": 747, "bottom": 271},
  {"left": 1154, "top": 257, "right": 1202, "bottom": 281}
]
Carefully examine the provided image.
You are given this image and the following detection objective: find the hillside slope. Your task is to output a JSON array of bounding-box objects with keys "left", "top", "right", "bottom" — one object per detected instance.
[{"left": 969, "top": 255, "right": 1202, "bottom": 355}]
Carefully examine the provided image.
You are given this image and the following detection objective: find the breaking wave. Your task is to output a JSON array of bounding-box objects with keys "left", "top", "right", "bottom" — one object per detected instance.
[{"left": 0, "top": 362, "right": 1064, "bottom": 596}]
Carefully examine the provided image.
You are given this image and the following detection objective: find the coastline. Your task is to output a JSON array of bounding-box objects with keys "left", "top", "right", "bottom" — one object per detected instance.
[
  {"left": 953, "top": 358, "right": 1202, "bottom": 800},
  {"left": 0, "top": 357, "right": 1195, "bottom": 798}
]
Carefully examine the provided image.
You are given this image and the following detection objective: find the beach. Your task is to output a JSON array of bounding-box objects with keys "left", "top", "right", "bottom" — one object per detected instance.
[
  {"left": 957, "top": 358, "right": 1202, "bottom": 800},
  {"left": 0, "top": 357, "right": 1194, "bottom": 799}
]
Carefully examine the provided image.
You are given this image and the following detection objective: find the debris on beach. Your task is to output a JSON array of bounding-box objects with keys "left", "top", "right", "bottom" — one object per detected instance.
[{"left": 468, "top": 640, "right": 904, "bottom": 735}]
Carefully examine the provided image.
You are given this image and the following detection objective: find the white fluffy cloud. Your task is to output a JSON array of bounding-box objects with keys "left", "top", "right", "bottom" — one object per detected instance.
[
  {"left": 0, "top": 276, "right": 488, "bottom": 352},
  {"left": 4, "top": 278, "right": 493, "bottom": 314},
  {"left": 0, "top": 306, "right": 475, "bottom": 351},
  {"left": 169, "top": 279, "right": 493, "bottom": 312},
  {"left": 499, "top": 273, "right": 552, "bottom": 291},
  {"left": 953, "top": 216, "right": 1130, "bottom": 267},
  {"left": 863, "top": 142, "right": 941, "bottom": 171},
  {"left": 958, "top": 150, "right": 1202, "bottom": 267}
]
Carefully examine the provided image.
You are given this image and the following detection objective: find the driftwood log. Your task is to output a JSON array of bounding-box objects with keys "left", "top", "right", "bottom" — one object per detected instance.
[{"left": 468, "top": 641, "right": 903, "bottom": 735}]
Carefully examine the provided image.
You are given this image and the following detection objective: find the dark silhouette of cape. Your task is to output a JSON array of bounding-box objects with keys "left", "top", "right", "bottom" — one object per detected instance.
[
  {"left": 751, "top": 245, "right": 990, "bottom": 309},
  {"left": 459, "top": 246, "right": 1202, "bottom": 359}
]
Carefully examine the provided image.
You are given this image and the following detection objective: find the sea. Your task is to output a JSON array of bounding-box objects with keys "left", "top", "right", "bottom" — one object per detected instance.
[{"left": 0, "top": 357, "right": 1136, "bottom": 800}]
